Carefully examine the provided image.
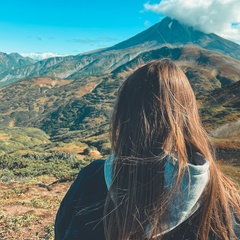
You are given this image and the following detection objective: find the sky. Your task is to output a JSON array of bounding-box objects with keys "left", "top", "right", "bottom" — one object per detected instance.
[{"left": 0, "top": 0, "right": 239, "bottom": 60}]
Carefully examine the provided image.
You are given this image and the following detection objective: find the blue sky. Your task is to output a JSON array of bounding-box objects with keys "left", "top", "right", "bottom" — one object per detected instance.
[
  {"left": 0, "top": 0, "right": 163, "bottom": 59},
  {"left": 1, "top": 0, "right": 239, "bottom": 60}
]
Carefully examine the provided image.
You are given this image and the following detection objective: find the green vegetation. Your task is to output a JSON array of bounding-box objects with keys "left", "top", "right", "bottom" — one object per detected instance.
[
  {"left": 0, "top": 212, "right": 35, "bottom": 235},
  {"left": 0, "top": 127, "right": 51, "bottom": 154},
  {"left": 198, "top": 80, "right": 240, "bottom": 131},
  {"left": 0, "top": 152, "right": 93, "bottom": 182}
]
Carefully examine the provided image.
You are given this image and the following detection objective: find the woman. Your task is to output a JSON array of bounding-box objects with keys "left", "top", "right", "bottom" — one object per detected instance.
[{"left": 55, "top": 59, "right": 240, "bottom": 239}]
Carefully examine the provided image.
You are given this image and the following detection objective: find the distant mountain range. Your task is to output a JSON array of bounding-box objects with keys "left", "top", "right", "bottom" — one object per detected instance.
[
  {"left": 0, "top": 52, "right": 36, "bottom": 74},
  {"left": 0, "top": 17, "right": 239, "bottom": 151},
  {"left": 1, "top": 17, "right": 240, "bottom": 88}
]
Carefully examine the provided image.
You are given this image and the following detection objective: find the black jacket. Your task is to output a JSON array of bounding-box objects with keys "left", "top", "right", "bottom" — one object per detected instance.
[{"left": 54, "top": 160, "right": 240, "bottom": 240}]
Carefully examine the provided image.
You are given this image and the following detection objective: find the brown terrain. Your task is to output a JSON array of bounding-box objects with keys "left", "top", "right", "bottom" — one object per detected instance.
[{"left": 0, "top": 177, "right": 70, "bottom": 240}]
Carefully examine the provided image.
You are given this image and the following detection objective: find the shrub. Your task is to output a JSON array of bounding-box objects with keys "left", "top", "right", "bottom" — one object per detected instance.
[{"left": 0, "top": 152, "right": 89, "bottom": 182}]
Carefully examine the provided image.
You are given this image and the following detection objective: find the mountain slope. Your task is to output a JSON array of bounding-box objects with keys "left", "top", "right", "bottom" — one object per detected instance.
[
  {"left": 0, "top": 45, "right": 239, "bottom": 137},
  {"left": 0, "top": 127, "right": 50, "bottom": 154},
  {"left": 198, "top": 80, "right": 240, "bottom": 130},
  {"left": 113, "top": 45, "right": 240, "bottom": 92}
]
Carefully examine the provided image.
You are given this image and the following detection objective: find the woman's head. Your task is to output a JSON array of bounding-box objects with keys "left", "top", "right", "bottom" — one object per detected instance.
[
  {"left": 105, "top": 59, "right": 239, "bottom": 240},
  {"left": 111, "top": 59, "right": 208, "bottom": 164}
]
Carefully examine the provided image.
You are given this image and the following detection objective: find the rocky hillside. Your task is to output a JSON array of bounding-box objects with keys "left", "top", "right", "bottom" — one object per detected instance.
[
  {"left": 198, "top": 80, "right": 240, "bottom": 130},
  {"left": 113, "top": 45, "right": 240, "bottom": 92},
  {"left": 0, "top": 45, "right": 239, "bottom": 139}
]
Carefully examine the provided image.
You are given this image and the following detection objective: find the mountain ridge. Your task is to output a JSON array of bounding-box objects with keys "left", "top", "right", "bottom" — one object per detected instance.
[
  {"left": 0, "top": 52, "right": 36, "bottom": 75},
  {"left": 1, "top": 17, "right": 240, "bottom": 87}
]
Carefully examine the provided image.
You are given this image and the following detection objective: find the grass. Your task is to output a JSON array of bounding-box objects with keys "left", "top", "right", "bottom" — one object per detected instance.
[
  {"left": 0, "top": 127, "right": 51, "bottom": 154},
  {"left": 0, "top": 212, "right": 36, "bottom": 238},
  {"left": 0, "top": 175, "right": 71, "bottom": 240},
  {"left": 218, "top": 161, "right": 240, "bottom": 184}
]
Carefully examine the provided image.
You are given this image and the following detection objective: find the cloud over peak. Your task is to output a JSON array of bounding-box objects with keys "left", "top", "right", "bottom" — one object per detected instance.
[{"left": 144, "top": 0, "right": 240, "bottom": 44}]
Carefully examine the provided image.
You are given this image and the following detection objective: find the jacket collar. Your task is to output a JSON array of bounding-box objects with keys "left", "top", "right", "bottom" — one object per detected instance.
[{"left": 104, "top": 153, "right": 210, "bottom": 234}]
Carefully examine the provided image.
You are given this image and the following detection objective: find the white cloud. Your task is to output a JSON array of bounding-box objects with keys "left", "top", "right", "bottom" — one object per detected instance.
[
  {"left": 20, "top": 52, "right": 70, "bottom": 60},
  {"left": 144, "top": 0, "right": 240, "bottom": 44}
]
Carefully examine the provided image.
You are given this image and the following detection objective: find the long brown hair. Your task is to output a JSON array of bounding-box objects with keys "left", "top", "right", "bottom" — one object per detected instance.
[{"left": 103, "top": 59, "right": 240, "bottom": 239}]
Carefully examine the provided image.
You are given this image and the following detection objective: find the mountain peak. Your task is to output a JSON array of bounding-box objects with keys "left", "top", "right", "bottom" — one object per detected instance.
[
  {"left": 0, "top": 51, "right": 37, "bottom": 76},
  {"left": 110, "top": 17, "right": 203, "bottom": 49},
  {"left": 9, "top": 52, "right": 22, "bottom": 58},
  {"left": 110, "top": 17, "right": 240, "bottom": 60},
  {"left": 158, "top": 16, "right": 180, "bottom": 28}
]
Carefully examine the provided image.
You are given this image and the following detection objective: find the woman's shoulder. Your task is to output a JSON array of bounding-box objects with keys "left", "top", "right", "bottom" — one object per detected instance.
[
  {"left": 56, "top": 159, "right": 106, "bottom": 207},
  {"left": 80, "top": 159, "right": 105, "bottom": 174},
  {"left": 55, "top": 160, "right": 107, "bottom": 240},
  {"left": 67, "top": 160, "right": 107, "bottom": 199},
  {"left": 75, "top": 160, "right": 105, "bottom": 183}
]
